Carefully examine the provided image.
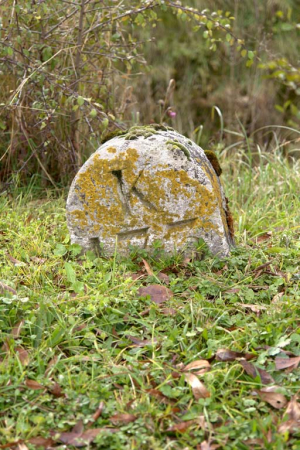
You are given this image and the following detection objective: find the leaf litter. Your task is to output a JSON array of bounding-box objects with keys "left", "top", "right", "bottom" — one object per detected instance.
[{"left": 137, "top": 284, "right": 173, "bottom": 304}]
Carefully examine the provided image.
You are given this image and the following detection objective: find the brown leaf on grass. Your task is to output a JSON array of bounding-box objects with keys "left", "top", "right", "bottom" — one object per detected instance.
[
  {"left": 146, "top": 389, "right": 169, "bottom": 403},
  {"left": 124, "top": 272, "right": 145, "bottom": 281},
  {"left": 216, "top": 349, "right": 253, "bottom": 362},
  {"left": 16, "top": 444, "right": 28, "bottom": 450},
  {"left": 25, "top": 379, "right": 44, "bottom": 390},
  {"left": 167, "top": 420, "right": 196, "bottom": 433},
  {"left": 74, "top": 323, "right": 87, "bottom": 332},
  {"left": 30, "top": 257, "right": 46, "bottom": 264},
  {"left": 7, "top": 254, "right": 25, "bottom": 266},
  {"left": 58, "top": 428, "right": 116, "bottom": 447},
  {"left": 278, "top": 419, "right": 300, "bottom": 434},
  {"left": 157, "top": 272, "right": 170, "bottom": 284},
  {"left": 285, "top": 397, "right": 300, "bottom": 420},
  {"left": 45, "top": 355, "right": 58, "bottom": 376},
  {"left": 256, "top": 232, "right": 272, "bottom": 243},
  {"left": 91, "top": 401, "right": 105, "bottom": 423},
  {"left": 161, "top": 307, "right": 177, "bottom": 316},
  {"left": 142, "top": 259, "right": 154, "bottom": 276},
  {"left": 49, "top": 382, "right": 64, "bottom": 398},
  {"left": 127, "top": 335, "right": 158, "bottom": 347},
  {"left": 184, "top": 360, "right": 211, "bottom": 375},
  {"left": 240, "top": 360, "right": 274, "bottom": 384},
  {"left": 0, "top": 441, "right": 23, "bottom": 449},
  {"left": 272, "top": 292, "right": 284, "bottom": 304},
  {"left": 28, "top": 437, "right": 55, "bottom": 448},
  {"left": 15, "top": 347, "right": 29, "bottom": 366},
  {"left": 225, "top": 287, "right": 240, "bottom": 294},
  {"left": 255, "top": 387, "right": 287, "bottom": 409},
  {"left": 11, "top": 320, "right": 25, "bottom": 338},
  {"left": 275, "top": 356, "right": 300, "bottom": 371},
  {"left": 237, "top": 304, "right": 267, "bottom": 315},
  {"left": 72, "top": 420, "right": 84, "bottom": 434},
  {"left": 198, "top": 441, "right": 221, "bottom": 450},
  {"left": 184, "top": 373, "right": 210, "bottom": 399},
  {"left": 138, "top": 285, "right": 173, "bottom": 304},
  {"left": 109, "top": 413, "right": 137, "bottom": 425},
  {"left": 0, "top": 281, "right": 17, "bottom": 295}
]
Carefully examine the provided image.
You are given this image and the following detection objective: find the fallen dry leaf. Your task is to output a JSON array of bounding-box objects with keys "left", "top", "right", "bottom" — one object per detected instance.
[
  {"left": 138, "top": 285, "right": 173, "bottom": 304},
  {"left": 28, "top": 437, "right": 55, "bottom": 448},
  {"left": 216, "top": 348, "right": 252, "bottom": 362},
  {"left": 142, "top": 259, "right": 154, "bottom": 276},
  {"left": 0, "top": 441, "right": 23, "bottom": 449},
  {"left": 184, "top": 372, "right": 210, "bottom": 399},
  {"left": 45, "top": 355, "right": 58, "bottom": 376},
  {"left": 184, "top": 359, "right": 211, "bottom": 374},
  {"left": 161, "top": 307, "right": 177, "bottom": 316},
  {"left": 285, "top": 397, "right": 300, "bottom": 420},
  {"left": 167, "top": 420, "right": 196, "bottom": 433},
  {"left": 278, "top": 419, "right": 300, "bottom": 434},
  {"left": 25, "top": 379, "right": 44, "bottom": 390},
  {"left": 255, "top": 387, "right": 287, "bottom": 409},
  {"left": 72, "top": 420, "right": 84, "bottom": 434},
  {"left": 16, "top": 444, "right": 28, "bottom": 450},
  {"left": 237, "top": 304, "right": 267, "bottom": 315},
  {"left": 240, "top": 360, "right": 274, "bottom": 384},
  {"left": 58, "top": 428, "right": 115, "bottom": 447},
  {"left": 49, "top": 382, "right": 64, "bottom": 398},
  {"left": 272, "top": 292, "right": 284, "bottom": 304},
  {"left": 157, "top": 272, "right": 170, "bottom": 284},
  {"left": 11, "top": 320, "right": 25, "bottom": 339},
  {"left": 225, "top": 287, "right": 241, "bottom": 294},
  {"left": 198, "top": 441, "right": 221, "bottom": 450},
  {"left": 15, "top": 347, "right": 30, "bottom": 366},
  {"left": 91, "top": 401, "right": 105, "bottom": 423},
  {"left": 109, "top": 413, "right": 137, "bottom": 425},
  {"left": 256, "top": 232, "right": 272, "bottom": 243},
  {"left": 30, "top": 257, "right": 46, "bottom": 264},
  {"left": 0, "top": 281, "right": 17, "bottom": 295},
  {"left": 275, "top": 356, "right": 300, "bottom": 371},
  {"left": 146, "top": 389, "right": 169, "bottom": 403},
  {"left": 127, "top": 335, "right": 158, "bottom": 347},
  {"left": 7, "top": 254, "right": 25, "bottom": 266}
]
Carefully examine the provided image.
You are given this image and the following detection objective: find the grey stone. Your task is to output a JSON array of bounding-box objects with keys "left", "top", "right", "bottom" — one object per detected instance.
[{"left": 66, "top": 126, "right": 234, "bottom": 257}]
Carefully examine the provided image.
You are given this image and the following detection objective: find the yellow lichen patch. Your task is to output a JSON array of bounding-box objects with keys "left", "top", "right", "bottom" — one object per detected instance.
[
  {"left": 69, "top": 209, "right": 88, "bottom": 230},
  {"left": 106, "top": 147, "right": 117, "bottom": 154}
]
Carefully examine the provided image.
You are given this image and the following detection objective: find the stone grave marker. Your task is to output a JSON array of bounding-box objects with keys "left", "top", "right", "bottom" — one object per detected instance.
[{"left": 66, "top": 125, "right": 234, "bottom": 257}]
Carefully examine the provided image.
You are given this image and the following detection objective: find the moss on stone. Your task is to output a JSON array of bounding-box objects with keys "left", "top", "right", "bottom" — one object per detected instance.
[
  {"left": 166, "top": 140, "right": 191, "bottom": 161},
  {"left": 102, "top": 124, "right": 175, "bottom": 144},
  {"left": 101, "top": 129, "right": 126, "bottom": 144},
  {"left": 204, "top": 150, "right": 222, "bottom": 176}
]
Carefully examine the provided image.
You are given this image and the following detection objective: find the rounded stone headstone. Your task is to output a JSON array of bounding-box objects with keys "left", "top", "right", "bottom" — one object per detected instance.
[{"left": 66, "top": 125, "right": 234, "bottom": 257}]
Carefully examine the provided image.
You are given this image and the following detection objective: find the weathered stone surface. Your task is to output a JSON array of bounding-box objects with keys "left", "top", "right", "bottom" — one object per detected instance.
[{"left": 66, "top": 126, "right": 234, "bottom": 257}]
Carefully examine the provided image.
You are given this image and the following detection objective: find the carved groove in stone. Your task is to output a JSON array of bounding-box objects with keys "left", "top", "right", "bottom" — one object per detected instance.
[
  {"left": 117, "top": 227, "right": 150, "bottom": 241},
  {"left": 89, "top": 237, "right": 102, "bottom": 254},
  {"left": 131, "top": 186, "right": 158, "bottom": 211},
  {"left": 111, "top": 170, "right": 130, "bottom": 216},
  {"left": 167, "top": 218, "right": 197, "bottom": 229}
]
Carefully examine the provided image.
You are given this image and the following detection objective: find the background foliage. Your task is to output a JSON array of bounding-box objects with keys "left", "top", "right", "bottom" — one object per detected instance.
[{"left": 0, "top": 0, "right": 299, "bottom": 187}]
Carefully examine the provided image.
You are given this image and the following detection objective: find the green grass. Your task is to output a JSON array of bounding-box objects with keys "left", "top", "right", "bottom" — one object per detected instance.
[{"left": 1, "top": 149, "right": 300, "bottom": 450}]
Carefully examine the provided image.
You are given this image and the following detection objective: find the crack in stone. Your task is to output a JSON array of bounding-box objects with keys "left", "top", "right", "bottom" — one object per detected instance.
[
  {"left": 131, "top": 186, "right": 158, "bottom": 211},
  {"left": 117, "top": 227, "right": 150, "bottom": 241},
  {"left": 111, "top": 170, "right": 131, "bottom": 216},
  {"left": 167, "top": 218, "right": 197, "bottom": 229},
  {"left": 89, "top": 237, "right": 102, "bottom": 255}
]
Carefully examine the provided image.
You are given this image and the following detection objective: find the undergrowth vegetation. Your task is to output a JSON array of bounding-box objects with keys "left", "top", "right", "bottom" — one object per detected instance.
[{"left": 1, "top": 147, "right": 300, "bottom": 449}]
